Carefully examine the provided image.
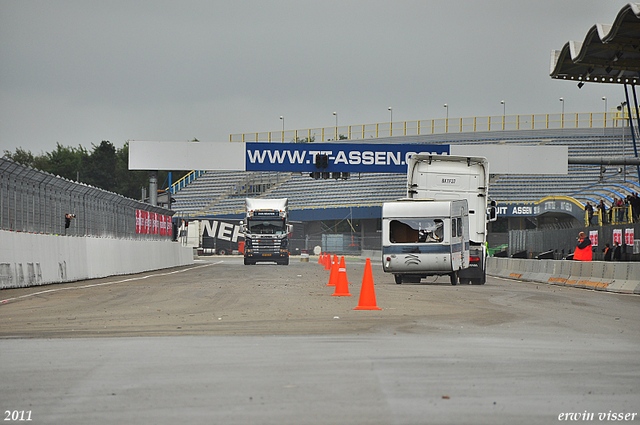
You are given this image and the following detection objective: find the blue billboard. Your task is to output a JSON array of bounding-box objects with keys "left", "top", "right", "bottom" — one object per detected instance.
[{"left": 245, "top": 142, "right": 450, "bottom": 173}]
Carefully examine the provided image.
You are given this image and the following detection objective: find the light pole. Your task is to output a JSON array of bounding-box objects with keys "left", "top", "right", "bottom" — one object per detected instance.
[
  {"left": 333, "top": 111, "right": 338, "bottom": 140},
  {"left": 559, "top": 97, "right": 564, "bottom": 128},
  {"left": 602, "top": 96, "right": 607, "bottom": 130},
  {"left": 388, "top": 107, "right": 393, "bottom": 136},
  {"left": 500, "top": 100, "right": 505, "bottom": 130},
  {"left": 444, "top": 104, "right": 448, "bottom": 132},
  {"left": 618, "top": 101, "right": 627, "bottom": 152},
  {"left": 280, "top": 116, "right": 284, "bottom": 142}
]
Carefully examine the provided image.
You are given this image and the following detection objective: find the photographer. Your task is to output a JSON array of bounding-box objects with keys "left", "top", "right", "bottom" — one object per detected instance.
[{"left": 65, "top": 213, "right": 76, "bottom": 234}]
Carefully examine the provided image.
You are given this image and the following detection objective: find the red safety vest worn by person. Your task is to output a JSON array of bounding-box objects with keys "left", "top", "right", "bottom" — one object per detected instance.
[{"left": 574, "top": 237, "right": 592, "bottom": 261}]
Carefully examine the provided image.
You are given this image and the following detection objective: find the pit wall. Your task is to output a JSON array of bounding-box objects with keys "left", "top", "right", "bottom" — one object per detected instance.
[
  {"left": 0, "top": 230, "right": 194, "bottom": 289},
  {"left": 487, "top": 257, "right": 640, "bottom": 295}
]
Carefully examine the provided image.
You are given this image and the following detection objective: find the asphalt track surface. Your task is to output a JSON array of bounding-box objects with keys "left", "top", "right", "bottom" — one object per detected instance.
[{"left": 1, "top": 256, "right": 639, "bottom": 425}]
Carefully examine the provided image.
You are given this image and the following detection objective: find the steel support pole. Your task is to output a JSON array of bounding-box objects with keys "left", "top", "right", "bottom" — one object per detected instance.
[
  {"left": 623, "top": 84, "right": 640, "bottom": 180},
  {"left": 631, "top": 84, "right": 640, "bottom": 180},
  {"left": 149, "top": 171, "right": 158, "bottom": 206}
]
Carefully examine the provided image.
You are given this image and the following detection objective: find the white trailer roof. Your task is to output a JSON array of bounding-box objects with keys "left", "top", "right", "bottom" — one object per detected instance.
[{"left": 383, "top": 199, "right": 466, "bottom": 218}]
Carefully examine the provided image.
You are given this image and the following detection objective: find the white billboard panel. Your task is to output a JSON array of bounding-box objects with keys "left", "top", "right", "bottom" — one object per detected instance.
[
  {"left": 128, "top": 141, "right": 245, "bottom": 171},
  {"left": 450, "top": 145, "right": 568, "bottom": 174}
]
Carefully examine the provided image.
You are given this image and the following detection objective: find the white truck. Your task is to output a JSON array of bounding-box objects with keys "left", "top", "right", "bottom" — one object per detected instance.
[
  {"left": 383, "top": 154, "right": 494, "bottom": 285},
  {"left": 382, "top": 199, "right": 470, "bottom": 285},
  {"left": 243, "top": 198, "right": 292, "bottom": 265}
]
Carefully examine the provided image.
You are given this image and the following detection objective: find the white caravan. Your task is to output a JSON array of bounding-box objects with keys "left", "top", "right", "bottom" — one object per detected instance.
[{"left": 382, "top": 199, "right": 470, "bottom": 285}]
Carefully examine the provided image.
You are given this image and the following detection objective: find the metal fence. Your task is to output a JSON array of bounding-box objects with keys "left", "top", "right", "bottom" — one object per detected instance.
[
  {"left": 508, "top": 222, "right": 640, "bottom": 261},
  {"left": 0, "top": 157, "right": 173, "bottom": 239},
  {"left": 230, "top": 111, "right": 630, "bottom": 143}
]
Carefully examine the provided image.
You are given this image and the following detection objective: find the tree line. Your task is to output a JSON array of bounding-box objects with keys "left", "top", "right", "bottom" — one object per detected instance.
[{"left": 3, "top": 141, "right": 188, "bottom": 200}]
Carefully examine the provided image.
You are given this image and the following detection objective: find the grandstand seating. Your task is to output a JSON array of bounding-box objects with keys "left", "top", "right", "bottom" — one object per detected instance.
[{"left": 171, "top": 129, "right": 640, "bottom": 218}]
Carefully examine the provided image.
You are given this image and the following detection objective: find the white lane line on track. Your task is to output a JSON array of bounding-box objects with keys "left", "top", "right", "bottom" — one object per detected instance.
[{"left": 0, "top": 262, "right": 223, "bottom": 305}]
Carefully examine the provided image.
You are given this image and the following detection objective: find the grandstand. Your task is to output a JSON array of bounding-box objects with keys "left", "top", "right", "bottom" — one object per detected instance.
[
  {"left": 170, "top": 123, "right": 639, "bottom": 252},
  {"left": 173, "top": 127, "right": 638, "bottom": 212}
]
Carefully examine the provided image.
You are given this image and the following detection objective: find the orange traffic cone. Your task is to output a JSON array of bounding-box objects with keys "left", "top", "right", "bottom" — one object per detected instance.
[
  {"left": 332, "top": 256, "right": 352, "bottom": 297},
  {"left": 324, "top": 253, "right": 331, "bottom": 270},
  {"left": 353, "top": 258, "right": 381, "bottom": 310},
  {"left": 318, "top": 253, "right": 323, "bottom": 264},
  {"left": 327, "top": 255, "right": 338, "bottom": 286}
]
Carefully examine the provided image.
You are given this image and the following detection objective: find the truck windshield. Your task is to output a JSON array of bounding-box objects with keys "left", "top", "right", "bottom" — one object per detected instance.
[
  {"left": 389, "top": 219, "right": 444, "bottom": 243},
  {"left": 247, "top": 218, "right": 286, "bottom": 235}
]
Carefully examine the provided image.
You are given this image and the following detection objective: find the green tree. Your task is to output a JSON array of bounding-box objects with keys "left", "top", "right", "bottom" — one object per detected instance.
[
  {"left": 82, "top": 141, "right": 117, "bottom": 191},
  {"left": 46, "top": 143, "right": 87, "bottom": 181},
  {"left": 2, "top": 147, "right": 36, "bottom": 167}
]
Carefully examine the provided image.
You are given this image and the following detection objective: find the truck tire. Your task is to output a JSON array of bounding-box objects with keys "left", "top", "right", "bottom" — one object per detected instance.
[
  {"left": 244, "top": 258, "right": 254, "bottom": 265},
  {"left": 394, "top": 274, "right": 403, "bottom": 284},
  {"left": 449, "top": 271, "right": 458, "bottom": 286},
  {"left": 471, "top": 278, "right": 485, "bottom": 285}
]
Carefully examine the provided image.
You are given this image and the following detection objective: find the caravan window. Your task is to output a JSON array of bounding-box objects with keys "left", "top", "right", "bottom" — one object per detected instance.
[{"left": 389, "top": 219, "right": 444, "bottom": 243}]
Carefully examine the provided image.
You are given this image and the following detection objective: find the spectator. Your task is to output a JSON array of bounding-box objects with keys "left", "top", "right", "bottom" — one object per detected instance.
[
  {"left": 631, "top": 193, "right": 640, "bottom": 223},
  {"left": 573, "top": 231, "right": 592, "bottom": 261},
  {"left": 585, "top": 202, "right": 594, "bottom": 226},
  {"left": 622, "top": 196, "right": 630, "bottom": 223},
  {"left": 614, "top": 197, "right": 624, "bottom": 223},
  {"left": 613, "top": 242, "right": 622, "bottom": 261},
  {"left": 597, "top": 200, "right": 608, "bottom": 225},
  {"left": 603, "top": 243, "right": 612, "bottom": 261}
]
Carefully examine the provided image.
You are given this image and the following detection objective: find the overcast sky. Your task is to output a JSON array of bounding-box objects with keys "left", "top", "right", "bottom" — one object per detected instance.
[{"left": 0, "top": 1, "right": 630, "bottom": 155}]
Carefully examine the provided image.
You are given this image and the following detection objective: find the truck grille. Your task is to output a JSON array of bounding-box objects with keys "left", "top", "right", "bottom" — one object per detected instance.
[{"left": 251, "top": 238, "right": 281, "bottom": 253}]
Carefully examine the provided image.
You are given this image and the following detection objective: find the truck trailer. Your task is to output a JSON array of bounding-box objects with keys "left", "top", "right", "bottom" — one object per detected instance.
[
  {"left": 180, "top": 219, "right": 244, "bottom": 255},
  {"left": 401, "top": 154, "right": 495, "bottom": 285}
]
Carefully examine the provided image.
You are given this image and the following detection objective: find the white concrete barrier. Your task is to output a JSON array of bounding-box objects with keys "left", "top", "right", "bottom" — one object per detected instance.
[
  {"left": 361, "top": 250, "right": 382, "bottom": 263},
  {"left": 608, "top": 262, "right": 640, "bottom": 294},
  {"left": 487, "top": 257, "right": 640, "bottom": 295},
  {"left": 0, "top": 230, "right": 193, "bottom": 289}
]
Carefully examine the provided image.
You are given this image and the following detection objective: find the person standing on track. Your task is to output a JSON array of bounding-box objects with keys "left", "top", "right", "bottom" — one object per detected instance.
[{"left": 573, "top": 231, "right": 592, "bottom": 261}]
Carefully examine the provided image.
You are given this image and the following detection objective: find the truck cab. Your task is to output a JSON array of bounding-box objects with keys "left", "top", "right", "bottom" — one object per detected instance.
[{"left": 243, "top": 198, "right": 292, "bottom": 265}]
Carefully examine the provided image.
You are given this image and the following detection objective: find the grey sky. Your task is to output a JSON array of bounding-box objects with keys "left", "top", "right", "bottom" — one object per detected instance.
[{"left": 0, "top": 1, "right": 629, "bottom": 155}]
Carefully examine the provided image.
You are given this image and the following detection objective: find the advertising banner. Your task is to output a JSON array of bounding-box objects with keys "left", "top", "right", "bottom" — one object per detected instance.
[
  {"left": 135, "top": 211, "right": 173, "bottom": 236},
  {"left": 625, "top": 228, "right": 634, "bottom": 246},
  {"left": 152, "top": 213, "right": 159, "bottom": 235},
  {"left": 589, "top": 230, "right": 598, "bottom": 247},
  {"left": 613, "top": 229, "right": 623, "bottom": 245},
  {"left": 245, "top": 142, "right": 449, "bottom": 173},
  {"left": 166, "top": 216, "right": 173, "bottom": 237},
  {"left": 136, "top": 210, "right": 143, "bottom": 234}
]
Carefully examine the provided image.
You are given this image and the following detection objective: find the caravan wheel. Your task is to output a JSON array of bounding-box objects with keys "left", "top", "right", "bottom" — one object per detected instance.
[{"left": 449, "top": 271, "right": 458, "bottom": 286}]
